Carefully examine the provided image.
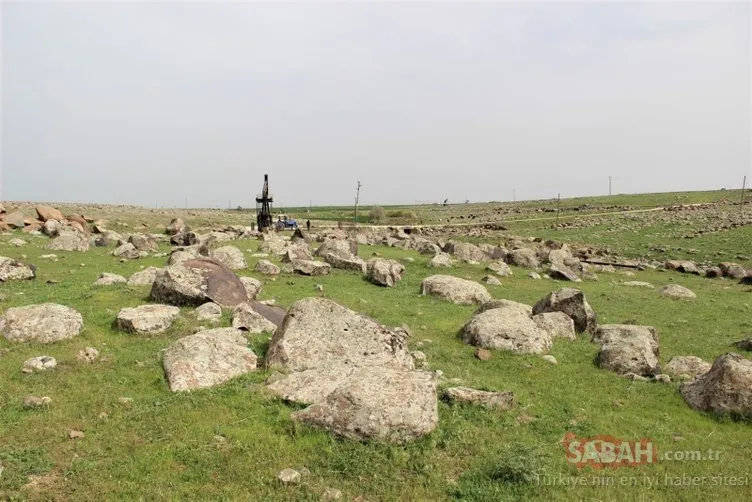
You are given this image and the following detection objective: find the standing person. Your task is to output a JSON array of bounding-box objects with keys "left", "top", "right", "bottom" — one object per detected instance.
[{"left": 306, "top": 219, "right": 311, "bottom": 232}]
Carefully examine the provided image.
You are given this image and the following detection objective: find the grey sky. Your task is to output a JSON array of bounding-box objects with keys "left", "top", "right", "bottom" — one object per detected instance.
[{"left": 2, "top": 1, "right": 750, "bottom": 208}]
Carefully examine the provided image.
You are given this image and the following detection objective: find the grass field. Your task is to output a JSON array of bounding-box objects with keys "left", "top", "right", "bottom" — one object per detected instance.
[{"left": 1, "top": 206, "right": 751, "bottom": 501}]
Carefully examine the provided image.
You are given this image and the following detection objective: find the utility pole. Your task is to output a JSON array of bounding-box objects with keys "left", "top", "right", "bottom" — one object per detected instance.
[
  {"left": 513, "top": 189, "right": 516, "bottom": 202},
  {"left": 555, "top": 193, "right": 561, "bottom": 226},
  {"left": 609, "top": 176, "right": 612, "bottom": 196},
  {"left": 742, "top": 176, "right": 747, "bottom": 216},
  {"left": 354, "top": 181, "right": 362, "bottom": 226}
]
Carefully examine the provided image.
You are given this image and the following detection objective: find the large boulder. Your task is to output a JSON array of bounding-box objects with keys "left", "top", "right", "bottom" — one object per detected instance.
[
  {"left": 314, "top": 239, "right": 358, "bottom": 259},
  {"left": 462, "top": 301, "right": 552, "bottom": 354},
  {"left": 163, "top": 328, "right": 257, "bottom": 392},
  {"left": 127, "top": 266, "right": 161, "bottom": 286},
  {"left": 366, "top": 258, "right": 404, "bottom": 287},
  {"left": 195, "top": 302, "right": 222, "bottom": 323},
  {"left": 116, "top": 304, "right": 181, "bottom": 334},
  {"left": 291, "top": 368, "right": 438, "bottom": 444},
  {"left": 680, "top": 353, "right": 752, "bottom": 418},
  {"left": 42, "top": 219, "right": 60, "bottom": 237},
  {"left": 0, "top": 303, "right": 83, "bottom": 343},
  {"left": 281, "top": 245, "right": 314, "bottom": 263},
  {"left": 592, "top": 325, "right": 660, "bottom": 377},
  {"left": 254, "top": 259, "right": 281, "bottom": 276},
  {"left": 659, "top": 284, "right": 696, "bottom": 299},
  {"left": 292, "top": 259, "right": 331, "bottom": 276},
  {"left": 324, "top": 253, "right": 367, "bottom": 274},
  {"left": 212, "top": 246, "right": 248, "bottom": 270},
  {"left": 4, "top": 211, "right": 26, "bottom": 228},
  {"left": 421, "top": 275, "right": 492, "bottom": 305},
  {"left": 46, "top": 230, "right": 90, "bottom": 252},
  {"left": 0, "top": 256, "right": 35, "bottom": 282},
  {"left": 532, "top": 288, "right": 597, "bottom": 334},
  {"left": 266, "top": 297, "right": 414, "bottom": 403},
  {"left": 549, "top": 264, "right": 582, "bottom": 282},
  {"left": 150, "top": 257, "right": 249, "bottom": 308},
  {"left": 427, "top": 253, "right": 453, "bottom": 268},
  {"left": 664, "top": 356, "right": 712, "bottom": 380},
  {"left": 507, "top": 248, "right": 540, "bottom": 269}
]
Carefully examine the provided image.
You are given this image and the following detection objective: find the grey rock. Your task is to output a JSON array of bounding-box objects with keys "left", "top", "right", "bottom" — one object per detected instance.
[
  {"left": 680, "top": 353, "right": 752, "bottom": 418},
  {"left": 421, "top": 275, "right": 492, "bottom": 305},
  {"left": 116, "top": 304, "right": 180, "bottom": 334},
  {"left": 532, "top": 288, "right": 597, "bottom": 334},
  {"left": 211, "top": 246, "right": 248, "bottom": 270},
  {"left": 444, "top": 387, "right": 516, "bottom": 410},
  {"left": 593, "top": 324, "right": 660, "bottom": 377},
  {"left": 366, "top": 258, "right": 404, "bottom": 287},
  {"left": 0, "top": 303, "right": 83, "bottom": 343}
]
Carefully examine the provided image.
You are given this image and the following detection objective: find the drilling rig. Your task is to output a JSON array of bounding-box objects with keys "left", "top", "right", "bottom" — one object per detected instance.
[{"left": 256, "top": 174, "right": 273, "bottom": 231}]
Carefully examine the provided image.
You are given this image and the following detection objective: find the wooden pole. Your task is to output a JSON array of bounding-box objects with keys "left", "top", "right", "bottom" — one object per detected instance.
[
  {"left": 354, "top": 181, "right": 362, "bottom": 226},
  {"left": 742, "top": 176, "right": 747, "bottom": 216}
]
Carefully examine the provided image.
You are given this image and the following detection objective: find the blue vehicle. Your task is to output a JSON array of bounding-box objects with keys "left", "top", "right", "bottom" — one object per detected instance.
[{"left": 275, "top": 215, "right": 298, "bottom": 230}]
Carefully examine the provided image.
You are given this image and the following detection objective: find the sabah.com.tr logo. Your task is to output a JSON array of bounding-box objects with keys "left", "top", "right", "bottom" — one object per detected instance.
[{"left": 561, "top": 433, "right": 720, "bottom": 469}]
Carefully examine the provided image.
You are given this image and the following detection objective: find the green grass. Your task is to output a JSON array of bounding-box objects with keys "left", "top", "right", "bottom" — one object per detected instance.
[{"left": 1, "top": 225, "right": 751, "bottom": 500}]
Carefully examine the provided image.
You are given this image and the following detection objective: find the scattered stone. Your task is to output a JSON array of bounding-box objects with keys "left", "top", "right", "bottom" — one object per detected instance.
[
  {"left": 659, "top": 284, "right": 696, "bottom": 299},
  {"left": 420, "top": 275, "right": 492, "bottom": 305},
  {"left": 322, "top": 488, "right": 343, "bottom": 501},
  {"left": 532, "top": 288, "right": 597, "bottom": 334},
  {"left": 22, "top": 356, "right": 57, "bottom": 373},
  {"left": 324, "top": 253, "right": 367, "bottom": 274},
  {"left": 314, "top": 239, "right": 358, "bottom": 259},
  {"left": 664, "top": 356, "right": 712, "bottom": 379},
  {"left": 720, "top": 262, "right": 747, "bottom": 280},
  {"left": 23, "top": 396, "right": 52, "bottom": 408},
  {"left": 212, "top": 246, "right": 248, "bottom": 270},
  {"left": 239, "top": 276, "right": 263, "bottom": 300},
  {"left": 195, "top": 302, "right": 222, "bottom": 323},
  {"left": 0, "top": 303, "right": 84, "bottom": 343},
  {"left": 231, "top": 303, "right": 278, "bottom": 334},
  {"left": 127, "top": 266, "right": 160, "bottom": 286},
  {"left": 116, "top": 304, "right": 181, "bottom": 334},
  {"left": 76, "top": 347, "right": 100, "bottom": 363},
  {"left": 9, "top": 238, "right": 26, "bottom": 247},
  {"left": 507, "top": 248, "right": 540, "bottom": 269},
  {"left": 528, "top": 271, "right": 542, "bottom": 280},
  {"left": 486, "top": 261, "right": 513, "bottom": 277},
  {"left": 47, "top": 230, "right": 90, "bottom": 252},
  {"left": 277, "top": 468, "right": 301, "bottom": 485},
  {"left": 542, "top": 355, "right": 558, "bottom": 365},
  {"left": 427, "top": 253, "right": 453, "bottom": 268},
  {"left": 113, "top": 242, "right": 142, "bottom": 259},
  {"left": 166, "top": 218, "right": 188, "bottom": 235},
  {"left": 654, "top": 374, "right": 671, "bottom": 384},
  {"left": 462, "top": 301, "right": 552, "bottom": 354},
  {"left": 532, "top": 312, "right": 576, "bottom": 340},
  {"left": 592, "top": 325, "right": 660, "bottom": 377},
  {"left": 68, "top": 430, "right": 85, "bottom": 440},
  {"left": 622, "top": 281, "right": 655, "bottom": 288},
  {"left": 0, "top": 256, "right": 35, "bottom": 282},
  {"left": 475, "top": 348, "right": 492, "bottom": 361},
  {"left": 4, "top": 211, "right": 27, "bottom": 228},
  {"left": 118, "top": 397, "right": 133, "bottom": 405},
  {"left": 445, "top": 241, "right": 488, "bottom": 263},
  {"left": 549, "top": 264, "right": 582, "bottom": 282},
  {"left": 665, "top": 260, "right": 700, "bottom": 275},
  {"left": 93, "top": 273, "right": 127, "bottom": 286},
  {"left": 292, "top": 259, "right": 331, "bottom": 276},
  {"left": 35, "top": 205, "right": 65, "bottom": 222},
  {"left": 443, "top": 387, "right": 516, "bottom": 410},
  {"left": 366, "top": 258, "right": 404, "bottom": 287},
  {"left": 254, "top": 259, "right": 281, "bottom": 276},
  {"left": 680, "top": 353, "right": 752, "bottom": 418},
  {"left": 481, "top": 275, "right": 502, "bottom": 285},
  {"left": 129, "top": 233, "right": 158, "bottom": 252},
  {"left": 163, "top": 327, "right": 257, "bottom": 392}
]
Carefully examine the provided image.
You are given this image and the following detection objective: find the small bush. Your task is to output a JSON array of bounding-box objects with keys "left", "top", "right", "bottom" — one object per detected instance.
[
  {"left": 387, "top": 209, "right": 418, "bottom": 220},
  {"left": 369, "top": 206, "right": 386, "bottom": 223}
]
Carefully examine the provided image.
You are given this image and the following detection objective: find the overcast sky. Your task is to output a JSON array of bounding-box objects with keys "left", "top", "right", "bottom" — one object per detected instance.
[{"left": 2, "top": 1, "right": 750, "bottom": 208}]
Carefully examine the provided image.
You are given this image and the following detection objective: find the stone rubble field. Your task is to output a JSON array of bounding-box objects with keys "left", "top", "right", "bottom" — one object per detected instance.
[{"left": 0, "top": 196, "right": 751, "bottom": 501}]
